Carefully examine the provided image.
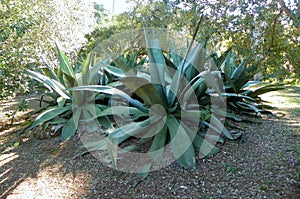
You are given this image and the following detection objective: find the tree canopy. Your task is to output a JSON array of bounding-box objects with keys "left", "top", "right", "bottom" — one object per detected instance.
[
  {"left": 82, "top": 0, "right": 300, "bottom": 81},
  {"left": 0, "top": 0, "right": 98, "bottom": 97},
  {"left": 1, "top": 0, "right": 299, "bottom": 98}
]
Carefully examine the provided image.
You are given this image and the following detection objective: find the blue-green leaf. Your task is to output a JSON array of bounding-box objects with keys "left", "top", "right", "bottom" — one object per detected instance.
[
  {"left": 120, "top": 77, "right": 164, "bottom": 106},
  {"left": 26, "top": 70, "right": 70, "bottom": 99},
  {"left": 82, "top": 106, "right": 147, "bottom": 122},
  {"left": 61, "top": 107, "right": 82, "bottom": 141},
  {"left": 41, "top": 67, "right": 58, "bottom": 81},
  {"left": 70, "top": 85, "right": 149, "bottom": 113},
  {"left": 108, "top": 118, "right": 152, "bottom": 145},
  {"left": 101, "top": 61, "right": 125, "bottom": 78},
  {"left": 148, "top": 125, "right": 167, "bottom": 162},
  {"left": 82, "top": 53, "right": 92, "bottom": 85},
  {"left": 183, "top": 42, "right": 207, "bottom": 77},
  {"left": 230, "top": 55, "right": 250, "bottom": 81},
  {"left": 143, "top": 28, "right": 166, "bottom": 86},
  {"left": 56, "top": 44, "right": 75, "bottom": 78},
  {"left": 201, "top": 71, "right": 222, "bottom": 96},
  {"left": 245, "top": 84, "right": 285, "bottom": 98},
  {"left": 166, "top": 115, "right": 196, "bottom": 168},
  {"left": 25, "top": 107, "right": 70, "bottom": 132}
]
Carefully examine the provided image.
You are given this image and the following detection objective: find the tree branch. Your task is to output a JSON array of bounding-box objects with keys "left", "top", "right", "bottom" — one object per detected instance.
[
  {"left": 276, "top": 0, "right": 300, "bottom": 32},
  {"left": 271, "top": 10, "right": 283, "bottom": 49},
  {"left": 277, "top": 0, "right": 292, "bottom": 18}
]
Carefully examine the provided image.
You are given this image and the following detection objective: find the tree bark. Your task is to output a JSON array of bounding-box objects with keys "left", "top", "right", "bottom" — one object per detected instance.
[{"left": 276, "top": 0, "right": 300, "bottom": 33}]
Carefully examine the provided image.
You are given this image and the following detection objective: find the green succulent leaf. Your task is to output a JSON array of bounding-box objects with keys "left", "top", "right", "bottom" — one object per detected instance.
[
  {"left": 213, "top": 108, "right": 243, "bottom": 122},
  {"left": 25, "top": 69, "right": 70, "bottom": 99},
  {"left": 198, "top": 139, "right": 220, "bottom": 158},
  {"left": 205, "top": 115, "right": 238, "bottom": 140},
  {"left": 241, "top": 81, "right": 261, "bottom": 89},
  {"left": 222, "top": 93, "right": 256, "bottom": 102},
  {"left": 57, "top": 96, "right": 66, "bottom": 108},
  {"left": 166, "top": 115, "right": 196, "bottom": 168},
  {"left": 143, "top": 28, "right": 166, "bottom": 86},
  {"left": 180, "top": 109, "right": 209, "bottom": 123},
  {"left": 108, "top": 118, "right": 152, "bottom": 145},
  {"left": 164, "top": 55, "right": 178, "bottom": 71},
  {"left": 87, "top": 61, "right": 102, "bottom": 85},
  {"left": 181, "top": 75, "right": 207, "bottom": 102},
  {"left": 236, "top": 101, "right": 263, "bottom": 115},
  {"left": 56, "top": 44, "right": 75, "bottom": 79},
  {"left": 82, "top": 53, "right": 92, "bottom": 85},
  {"left": 61, "top": 107, "right": 81, "bottom": 141},
  {"left": 230, "top": 55, "right": 250, "bottom": 80},
  {"left": 120, "top": 77, "right": 165, "bottom": 106},
  {"left": 230, "top": 56, "right": 251, "bottom": 92},
  {"left": 70, "top": 85, "right": 149, "bottom": 113},
  {"left": 101, "top": 61, "right": 125, "bottom": 78},
  {"left": 25, "top": 107, "right": 70, "bottom": 132},
  {"left": 149, "top": 125, "right": 167, "bottom": 162},
  {"left": 141, "top": 116, "right": 166, "bottom": 138},
  {"left": 245, "top": 84, "right": 285, "bottom": 98},
  {"left": 183, "top": 42, "right": 207, "bottom": 78},
  {"left": 112, "top": 55, "right": 137, "bottom": 76},
  {"left": 211, "top": 47, "right": 232, "bottom": 69},
  {"left": 170, "top": 41, "right": 183, "bottom": 67},
  {"left": 82, "top": 138, "right": 108, "bottom": 151},
  {"left": 168, "top": 69, "right": 184, "bottom": 107},
  {"left": 143, "top": 27, "right": 169, "bottom": 107},
  {"left": 41, "top": 67, "right": 59, "bottom": 80},
  {"left": 49, "top": 118, "right": 68, "bottom": 125},
  {"left": 168, "top": 20, "right": 203, "bottom": 106},
  {"left": 201, "top": 71, "right": 222, "bottom": 96},
  {"left": 82, "top": 106, "right": 148, "bottom": 122}
]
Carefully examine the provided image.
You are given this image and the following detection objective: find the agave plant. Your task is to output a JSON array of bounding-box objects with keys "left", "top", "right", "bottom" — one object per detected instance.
[
  {"left": 24, "top": 46, "right": 113, "bottom": 140},
  {"left": 112, "top": 50, "right": 147, "bottom": 73},
  {"left": 72, "top": 26, "right": 241, "bottom": 172},
  {"left": 211, "top": 49, "right": 285, "bottom": 116}
]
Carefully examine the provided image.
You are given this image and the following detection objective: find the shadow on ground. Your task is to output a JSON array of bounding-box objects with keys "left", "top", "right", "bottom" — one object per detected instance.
[{"left": 0, "top": 86, "right": 299, "bottom": 198}]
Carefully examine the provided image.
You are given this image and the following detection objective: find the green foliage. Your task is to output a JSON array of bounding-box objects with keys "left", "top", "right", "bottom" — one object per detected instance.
[
  {"left": 0, "top": 0, "right": 41, "bottom": 98},
  {"left": 24, "top": 47, "right": 111, "bottom": 140},
  {"left": 0, "top": 0, "right": 98, "bottom": 98},
  {"left": 0, "top": 68, "right": 38, "bottom": 98},
  {"left": 81, "top": 0, "right": 300, "bottom": 81},
  {"left": 71, "top": 27, "right": 240, "bottom": 171},
  {"left": 25, "top": 3, "right": 292, "bottom": 172},
  {"left": 26, "top": 24, "right": 284, "bottom": 172},
  {"left": 212, "top": 49, "right": 285, "bottom": 116}
]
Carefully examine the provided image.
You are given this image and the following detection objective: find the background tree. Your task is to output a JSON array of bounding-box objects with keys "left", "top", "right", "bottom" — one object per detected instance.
[
  {"left": 82, "top": 0, "right": 299, "bottom": 81},
  {"left": 276, "top": 0, "right": 300, "bottom": 79},
  {"left": 0, "top": 0, "right": 98, "bottom": 98}
]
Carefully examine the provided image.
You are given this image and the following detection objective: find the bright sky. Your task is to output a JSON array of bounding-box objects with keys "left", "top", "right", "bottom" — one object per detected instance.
[
  {"left": 94, "top": 0, "right": 296, "bottom": 15},
  {"left": 95, "top": 0, "right": 131, "bottom": 14}
]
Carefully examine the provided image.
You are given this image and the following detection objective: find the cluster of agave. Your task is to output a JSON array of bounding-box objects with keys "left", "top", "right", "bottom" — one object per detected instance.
[{"left": 24, "top": 26, "right": 284, "bottom": 172}]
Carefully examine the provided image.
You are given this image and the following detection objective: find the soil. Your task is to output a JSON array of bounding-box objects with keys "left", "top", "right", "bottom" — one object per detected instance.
[{"left": 0, "top": 86, "right": 300, "bottom": 199}]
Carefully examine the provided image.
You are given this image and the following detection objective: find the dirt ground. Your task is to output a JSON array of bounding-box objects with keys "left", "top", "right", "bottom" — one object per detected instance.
[{"left": 0, "top": 86, "right": 300, "bottom": 199}]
